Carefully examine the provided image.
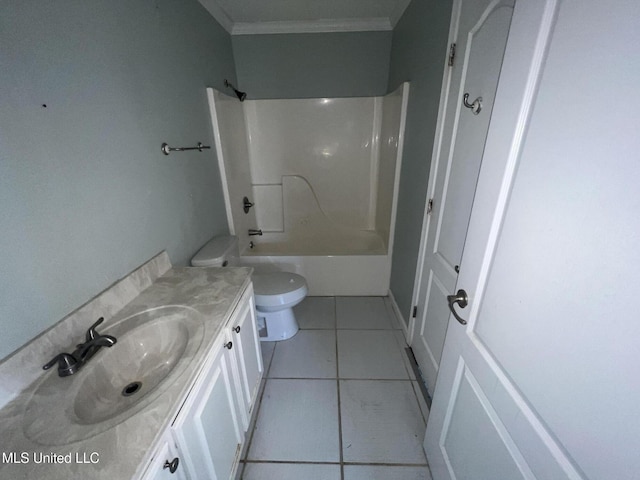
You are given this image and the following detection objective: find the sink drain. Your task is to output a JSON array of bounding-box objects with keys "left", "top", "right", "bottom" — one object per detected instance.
[{"left": 122, "top": 381, "right": 142, "bottom": 397}]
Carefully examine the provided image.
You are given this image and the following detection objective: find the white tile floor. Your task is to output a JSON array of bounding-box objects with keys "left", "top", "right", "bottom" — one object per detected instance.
[{"left": 237, "top": 296, "right": 433, "bottom": 480}]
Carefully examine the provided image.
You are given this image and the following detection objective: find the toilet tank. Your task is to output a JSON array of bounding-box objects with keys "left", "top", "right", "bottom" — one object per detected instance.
[{"left": 191, "top": 235, "right": 239, "bottom": 267}]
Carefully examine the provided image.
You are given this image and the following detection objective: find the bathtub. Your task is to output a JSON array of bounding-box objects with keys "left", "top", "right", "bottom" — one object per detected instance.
[
  {"left": 240, "top": 231, "right": 391, "bottom": 296},
  {"left": 207, "top": 83, "right": 410, "bottom": 297}
]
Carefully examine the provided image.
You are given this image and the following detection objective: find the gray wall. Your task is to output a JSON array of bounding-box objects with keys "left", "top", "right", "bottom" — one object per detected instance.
[
  {"left": 388, "top": 0, "right": 453, "bottom": 320},
  {"left": 0, "top": 0, "right": 235, "bottom": 360},
  {"left": 232, "top": 31, "right": 392, "bottom": 98}
]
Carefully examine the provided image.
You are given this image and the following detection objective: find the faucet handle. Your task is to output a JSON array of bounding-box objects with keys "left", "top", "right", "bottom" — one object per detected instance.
[
  {"left": 43, "top": 353, "right": 78, "bottom": 376},
  {"left": 86, "top": 317, "right": 105, "bottom": 342}
]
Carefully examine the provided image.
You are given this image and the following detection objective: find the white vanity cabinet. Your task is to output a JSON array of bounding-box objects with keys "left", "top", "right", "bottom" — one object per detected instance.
[
  {"left": 172, "top": 332, "right": 245, "bottom": 479},
  {"left": 226, "top": 291, "right": 263, "bottom": 431},
  {"left": 140, "top": 283, "right": 263, "bottom": 480},
  {"left": 140, "top": 433, "right": 187, "bottom": 480}
]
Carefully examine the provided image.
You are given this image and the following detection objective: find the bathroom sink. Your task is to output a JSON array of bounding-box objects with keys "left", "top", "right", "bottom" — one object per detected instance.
[
  {"left": 72, "top": 311, "right": 198, "bottom": 424},
  {"left": 23, "top": 306, "right": 204, "bottom": 446}
]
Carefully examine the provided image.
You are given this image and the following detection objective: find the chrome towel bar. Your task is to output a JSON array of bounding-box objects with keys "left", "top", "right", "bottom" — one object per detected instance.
[{"left": 161, "top": 142, "right": 211, "bottom": 155}]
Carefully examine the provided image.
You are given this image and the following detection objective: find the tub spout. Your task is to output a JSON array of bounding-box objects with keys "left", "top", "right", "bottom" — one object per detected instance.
[{"left": 248, "top": 229, "right": 263, "bottom": 236}]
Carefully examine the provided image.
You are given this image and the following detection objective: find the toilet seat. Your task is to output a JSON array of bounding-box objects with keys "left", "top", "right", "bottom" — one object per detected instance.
[{"left": 253, "top": 272, "right": 308, "bottom": 311}]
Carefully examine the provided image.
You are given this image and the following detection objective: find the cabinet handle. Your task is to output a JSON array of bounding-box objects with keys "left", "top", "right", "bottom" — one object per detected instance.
[
  {"left": 233, "top": 326, "right": 241, "bottom": 334},
  {"left": 224, "top": 341, "right": 233, "bottom": 349},
  {"left": 163, "top": 457, "right": 179, "bottom": 474}
]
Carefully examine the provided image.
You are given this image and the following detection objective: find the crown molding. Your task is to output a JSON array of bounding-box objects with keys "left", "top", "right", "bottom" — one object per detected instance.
[
  {"left": 231, "top": 18, "right": 393, "bottom": 35},
  {"left": 198, "top": 0, "right": 234, "bottom": 33},
  {"left": 389, "top": 0, "right": 412, "bottom": 27}
]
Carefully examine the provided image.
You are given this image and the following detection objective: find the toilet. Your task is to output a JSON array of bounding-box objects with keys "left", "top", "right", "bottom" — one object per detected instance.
[{"left": 191, "top": 235, "right": 307, "bottom": 341}]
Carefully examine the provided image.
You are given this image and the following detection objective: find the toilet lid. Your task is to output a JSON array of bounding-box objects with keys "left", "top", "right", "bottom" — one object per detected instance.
[{"left": 252, "top": 272, "right": 307, "bottom": 296}]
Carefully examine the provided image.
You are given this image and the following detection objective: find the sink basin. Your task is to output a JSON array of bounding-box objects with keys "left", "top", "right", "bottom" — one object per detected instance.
[
  {"left": 73, "top": 312, "right": 196, "bottom": 424},
  {"left": 23, "top": 305, "right": 204, "bottom": 446}
]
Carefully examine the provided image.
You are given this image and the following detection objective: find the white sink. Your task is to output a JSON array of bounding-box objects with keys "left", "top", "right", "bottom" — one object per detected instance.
[{"left": 23, "top": 305, "right": 204, "bottom": 446}]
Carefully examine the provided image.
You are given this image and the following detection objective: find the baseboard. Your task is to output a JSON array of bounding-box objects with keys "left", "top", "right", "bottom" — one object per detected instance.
[{"left": 388, "top": 289, "right": 411, "bottom": 342}]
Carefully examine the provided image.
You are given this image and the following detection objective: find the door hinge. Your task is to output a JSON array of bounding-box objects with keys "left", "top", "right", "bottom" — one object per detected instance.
[
  {"left": 412, "top": 306, "right": 418, "bottom": 318},
  {"left": 427, "top": 198, "right": 434, "bottom": 215},
  {"left": 448, "top": 43, "right": 457, "bottom": 67}
]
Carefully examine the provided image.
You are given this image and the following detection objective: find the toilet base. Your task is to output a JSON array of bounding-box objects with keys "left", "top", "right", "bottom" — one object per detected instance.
[{"left": 256, "top": 308, "right": 299, "bottom": 342}]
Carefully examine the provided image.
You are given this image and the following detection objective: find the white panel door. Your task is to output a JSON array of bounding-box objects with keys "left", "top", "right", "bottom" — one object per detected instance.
[
  {"left": 425, "top": 0, "right": 640, "bottom": 478},
  {"left": 411, "top": 0, "right": 514, "bottom": 394}
]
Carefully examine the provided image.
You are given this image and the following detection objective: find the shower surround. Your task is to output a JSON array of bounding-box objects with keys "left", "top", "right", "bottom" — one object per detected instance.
[{"left": 207, "top": 84, "right": 409, "bottom": 295}]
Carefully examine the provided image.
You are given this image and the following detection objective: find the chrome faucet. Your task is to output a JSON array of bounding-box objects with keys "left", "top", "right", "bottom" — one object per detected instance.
[
  {"left": 43, "top": 317, "right": 117, "bottom": 377},
  {"left": 248, "top": 229, "right": 263, "bottom": 236}
]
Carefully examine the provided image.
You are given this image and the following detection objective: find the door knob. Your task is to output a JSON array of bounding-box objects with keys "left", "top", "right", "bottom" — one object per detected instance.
[{"left": 447, "top": 289, "right": 468, "bottom": 325}]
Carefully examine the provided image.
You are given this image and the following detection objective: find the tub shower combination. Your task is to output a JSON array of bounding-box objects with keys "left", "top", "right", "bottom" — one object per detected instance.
[{"left": 207, "top": 84, "right": 409, "bottom": 296}]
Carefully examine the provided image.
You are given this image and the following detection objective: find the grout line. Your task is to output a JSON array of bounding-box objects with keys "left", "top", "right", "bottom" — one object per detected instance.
[
  {"left": 334, "top": 298, "right": 345, "bottom": 480},
  {"left": 241, "top": 459, "right": 429, "bottom": 467},
  {"left": 298, "top": 327, "right": 340, "bottom": 330},
  {"left": 263, "top": 341, "right": 276, "bottom": 378},
  {"left": 333, "top": 327, "right": 399, "bottom": 330},
  {"left": 265, "top": 375, "right": 415, "bottom": 381},
  {"left": 240, "top": 379, "right": 267, "bottom": 463},
  {"left": 240, "top": 342, "right": 278, "bottom": 469},
  {"left": 243, "top": 459, "right": 341, "bottom": 465},
  {"left": 339, "top": 377, "right": 413, "bottom": 382},
  {"left": 342, "top": 461, "right": 430, "bottom": 467},
  {"left": 246, "top": 297, "right": 429, "bottom": 477}
]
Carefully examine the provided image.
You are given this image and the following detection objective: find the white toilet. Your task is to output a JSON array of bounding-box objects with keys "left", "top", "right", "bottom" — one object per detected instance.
[{"left": 191, "top": 235, "right": 307, "bottom": 341}]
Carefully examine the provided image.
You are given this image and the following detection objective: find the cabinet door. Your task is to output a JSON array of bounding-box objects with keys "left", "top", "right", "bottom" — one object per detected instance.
[
  {"left": 173, "top": 341, "right": 244, "bottom": 480},
  {"left": 140, "top": 435, "right": 187, "bottom": 480},
  {"left": 228, "top": 286, "right": 263, "bottom": 430}
]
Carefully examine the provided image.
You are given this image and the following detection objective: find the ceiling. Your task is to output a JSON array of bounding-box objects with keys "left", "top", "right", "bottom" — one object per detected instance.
[{"left": 198, "top": 0, "right": 412, "bottom": 35}]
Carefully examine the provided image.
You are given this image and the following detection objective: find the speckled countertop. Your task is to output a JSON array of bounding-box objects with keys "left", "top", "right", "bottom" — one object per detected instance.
[{"left": 0, "top": 256, "right": 252, "bottom": 479}]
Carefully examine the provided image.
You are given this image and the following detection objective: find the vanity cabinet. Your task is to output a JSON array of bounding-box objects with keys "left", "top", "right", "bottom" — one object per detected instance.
[
  {"left": 226, "top": 292, "right": 262, "bottom": 431},
  {"left": 172, "top": 333, "right": 245, "bottom": 479},
  {"left": 140, "top": 283, "right": 262, "bottom": 480},
  {"left": 141, "top": 433, "right": 186, "bottom": 480}
]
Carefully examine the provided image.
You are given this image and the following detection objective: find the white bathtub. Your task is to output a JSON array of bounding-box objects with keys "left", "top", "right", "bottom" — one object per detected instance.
[
  {"left": 208, "top": 83, "right": 410, "bottom": 297},
  {"left": 241, "top": 231, "right": 391, "bottom": 296}
]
